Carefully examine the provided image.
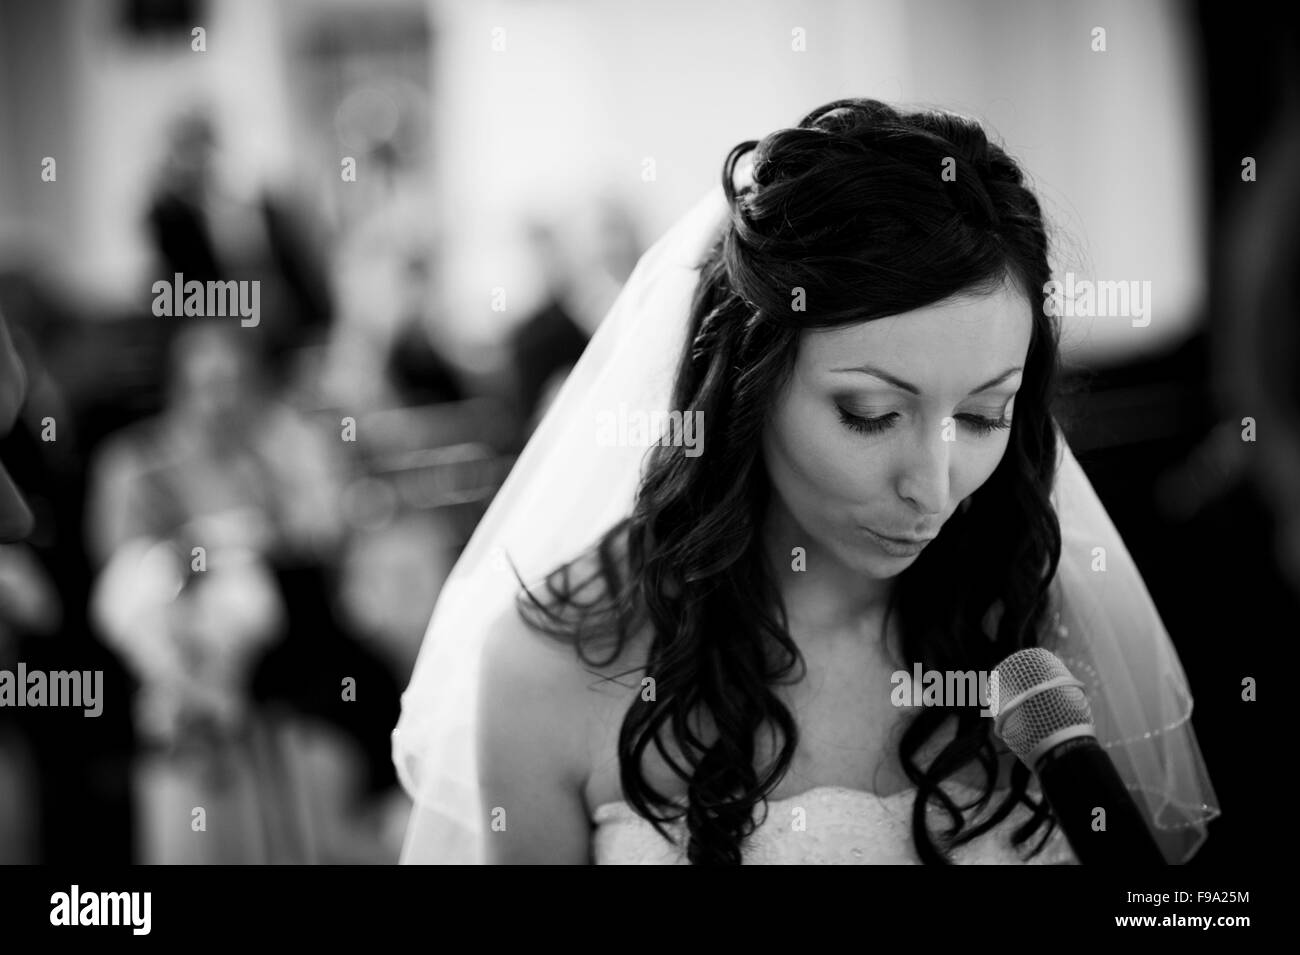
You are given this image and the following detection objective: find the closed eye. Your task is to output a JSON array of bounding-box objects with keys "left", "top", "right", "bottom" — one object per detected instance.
[{"left": 835, "top": 407, "right": 1012, "bottom": 437}]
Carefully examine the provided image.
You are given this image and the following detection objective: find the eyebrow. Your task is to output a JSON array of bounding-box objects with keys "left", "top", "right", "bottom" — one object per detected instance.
[{"left": 830, "top": 364, "right": 1023, "bottom": 396}]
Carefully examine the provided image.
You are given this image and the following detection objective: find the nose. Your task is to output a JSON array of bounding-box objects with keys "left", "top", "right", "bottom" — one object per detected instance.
[{"left": 896, "top": 423, "right": 952, "bottom": 519}]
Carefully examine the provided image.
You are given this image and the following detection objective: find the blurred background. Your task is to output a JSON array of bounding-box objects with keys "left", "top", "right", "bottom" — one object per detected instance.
[{"left": 0, "top": 0, "right": 1293, "bottom": 865}]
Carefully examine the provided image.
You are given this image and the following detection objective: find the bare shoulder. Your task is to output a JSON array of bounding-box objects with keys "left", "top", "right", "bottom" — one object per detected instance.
[
  {"left": 476, "top": 535, "right": 659, "bottom": 860},
  {"left": 477, "top": 599, "right": 594, "bottom": 782},
  {"left": 474, "top": 599, "right": 599, "bottom": 862},
  {"left": 504, "top": 525, "right": 653, "bottom": 686},
  {"left": 477, "top": 583, "right": 653, "bottom": 762}
]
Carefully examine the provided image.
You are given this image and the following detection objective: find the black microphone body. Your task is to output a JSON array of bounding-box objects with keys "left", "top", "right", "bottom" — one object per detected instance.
[
  {"left": 990, "top": 647, "right": 1168, "bottom": 865},
  {"left": 1034, "top": 735, "right": 1166, "bottom": 865}
]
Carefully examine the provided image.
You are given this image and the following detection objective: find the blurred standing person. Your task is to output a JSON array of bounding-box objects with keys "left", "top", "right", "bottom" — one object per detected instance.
[
  {"left": 85, "top": 322, "right": 351, "bottom": 863},
  {"left": 300, "top": 137, "right": 465, "bottom": 418},
  {"left": 144, "top": 107, "right": 333, "bottom": 378}
]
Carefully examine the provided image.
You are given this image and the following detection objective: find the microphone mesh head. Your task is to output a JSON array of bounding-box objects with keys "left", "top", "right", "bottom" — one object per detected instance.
[{"left": 992, "top": 647, "right": 1095, "bottom": 765}]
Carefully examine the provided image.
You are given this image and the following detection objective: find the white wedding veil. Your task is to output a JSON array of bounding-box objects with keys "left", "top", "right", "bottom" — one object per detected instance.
[{"left": 391, "top": 176, "right": 1220, "bottom": 865}]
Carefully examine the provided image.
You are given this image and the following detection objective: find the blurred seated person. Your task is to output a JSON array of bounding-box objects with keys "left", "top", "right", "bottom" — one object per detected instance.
[
  {"left": 507, "top": 200, "right": 644, "bottom": 437},
  {"left": 386, "top": 252, "right": 466, "bottom": 407},
  {"left": 507, "top": 221, "right": 590, "bottom": 436},
  {"left": 296, "top": 236, "right": 465, "bottom": 417}
]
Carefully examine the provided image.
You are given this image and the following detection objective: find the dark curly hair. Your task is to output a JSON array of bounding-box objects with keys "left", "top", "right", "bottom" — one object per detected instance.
[{"left": 517, "top": 98, "right": 1074, "bottom": 863}]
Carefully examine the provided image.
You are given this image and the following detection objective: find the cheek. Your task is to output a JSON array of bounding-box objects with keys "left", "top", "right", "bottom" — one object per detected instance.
[
  {"left": 939, "top": 438, "right": 1011, "bottom": 517},
  {"left": 765, "top": 393, "right": 887, "bottom": 509},
  {"left": 958, "top": 433, "right": 1012, "bottom": 494}
]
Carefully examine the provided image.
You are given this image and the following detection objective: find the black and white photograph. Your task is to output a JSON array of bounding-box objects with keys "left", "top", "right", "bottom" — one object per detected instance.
[{"left": 0, "top": 0, "right": 1289, "bottom": 925}]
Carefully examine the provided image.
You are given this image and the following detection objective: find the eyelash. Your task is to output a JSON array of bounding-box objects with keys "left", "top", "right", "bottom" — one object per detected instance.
[{"left": 836, "top": 407, "right": 1012, "bottom": 437}]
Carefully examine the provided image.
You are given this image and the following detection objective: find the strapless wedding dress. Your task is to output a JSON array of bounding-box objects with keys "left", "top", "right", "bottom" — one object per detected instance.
[{"left": 592, "top": 782, "right": 1078, "bottom": 864}]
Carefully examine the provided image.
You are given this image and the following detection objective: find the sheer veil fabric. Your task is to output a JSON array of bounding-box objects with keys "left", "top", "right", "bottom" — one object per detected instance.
[{"left": 391, "top": 182, "right": 1220, "bottom": 864}]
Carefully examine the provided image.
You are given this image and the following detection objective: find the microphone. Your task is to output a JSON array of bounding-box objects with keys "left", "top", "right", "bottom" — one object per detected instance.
[{"left": 990, "top": 647, "right": 1166, "bottom": 865}]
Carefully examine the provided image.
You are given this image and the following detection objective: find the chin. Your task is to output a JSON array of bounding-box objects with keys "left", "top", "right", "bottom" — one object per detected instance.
[
  {"left": 865, "top": 552, "right": 918, "bottom": 575},
  {"left": 833, "top": 536, "right": 914, "bottom": 577}
]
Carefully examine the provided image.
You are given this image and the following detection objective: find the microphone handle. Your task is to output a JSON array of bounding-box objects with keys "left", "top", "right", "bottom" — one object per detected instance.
[{"left": 1035, "top": 736, "right": 1166, "bottom": 865}]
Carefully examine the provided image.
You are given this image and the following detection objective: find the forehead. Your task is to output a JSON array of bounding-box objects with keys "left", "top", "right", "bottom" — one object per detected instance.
[{"left": 799, "top": 283, "right": 1033, "bottom": 389}]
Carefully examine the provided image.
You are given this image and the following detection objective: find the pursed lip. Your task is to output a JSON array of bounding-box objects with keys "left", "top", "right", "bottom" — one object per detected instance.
[{"left": 863, "top": 527, "right": 937, "bottom": 544}]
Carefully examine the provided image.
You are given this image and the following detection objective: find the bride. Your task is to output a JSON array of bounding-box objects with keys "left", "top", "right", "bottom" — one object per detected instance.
[{"left": 392, "top": 98, "right": 1219, "bottom": 864}]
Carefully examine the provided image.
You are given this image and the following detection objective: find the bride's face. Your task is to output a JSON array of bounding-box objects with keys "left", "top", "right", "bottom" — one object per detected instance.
[{"left": 761, "top": 282, "right": 1033, "bottom": 578}]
